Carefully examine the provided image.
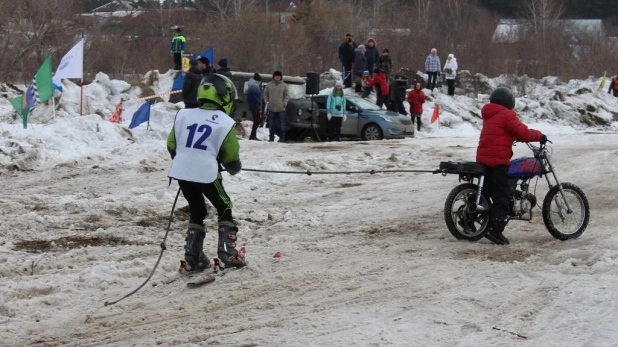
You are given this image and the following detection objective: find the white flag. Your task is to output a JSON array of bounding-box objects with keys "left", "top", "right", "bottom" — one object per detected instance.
[{"left": 53, "top": 38, "right": 84, "bottom": 86}]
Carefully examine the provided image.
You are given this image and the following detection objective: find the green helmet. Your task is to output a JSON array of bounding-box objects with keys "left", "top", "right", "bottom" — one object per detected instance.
[{"left": 197, "top": 73, "right": 237, "bottom": 115}]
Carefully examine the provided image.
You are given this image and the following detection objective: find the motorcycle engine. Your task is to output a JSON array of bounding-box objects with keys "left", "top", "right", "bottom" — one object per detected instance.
[{"left": 513, "top": 191, "right": 537, "bottom": 216}]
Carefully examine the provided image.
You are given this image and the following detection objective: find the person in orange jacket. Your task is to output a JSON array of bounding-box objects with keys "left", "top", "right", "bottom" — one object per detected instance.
[
  {"left": 407, "top": 82, "right": 426, "bottom": 132},
  {"left": 364, "top": 67, "right": 389, "bottom": 108}
]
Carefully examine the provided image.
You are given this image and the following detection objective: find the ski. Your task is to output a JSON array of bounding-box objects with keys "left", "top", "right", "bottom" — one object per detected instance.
[{"left": 186, "top": 273, "right": 216, "bottom": 288}]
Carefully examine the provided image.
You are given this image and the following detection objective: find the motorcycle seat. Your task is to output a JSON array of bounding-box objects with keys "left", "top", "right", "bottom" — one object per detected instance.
[{"left": 439, "top": 161, "right": 486, "bottom": 176}]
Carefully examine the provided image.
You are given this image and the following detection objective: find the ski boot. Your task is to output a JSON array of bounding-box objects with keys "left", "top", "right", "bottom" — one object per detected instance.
[
  {"left": 180, "top": 222, "right": 211, "bottom": 272},
  {"left": 217, "top": 220, "right": 247, "bottom": 269}
]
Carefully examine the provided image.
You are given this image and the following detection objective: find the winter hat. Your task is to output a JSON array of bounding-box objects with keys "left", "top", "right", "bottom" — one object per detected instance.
[
  {"left": 382, "top": 48, "right": 389, "bottom": 53},
  {"left": 431, "top": 48, "right": 437, "bottom": 54},
  {"left": 273, "top": 70, "right": 283, "bottom": 78},
  {"left": 335, "top": 81, "right": 343, "bottom": 88},
  {"left": 363, "top": 70, "right": 370, "bottom": 75},
  {"left": 189, "top": 59, "right": 197, "bottom": 66},
  {"left": 253, "top": 73, "right": 262, "bottom": 81},
  {"left": 448, "top": 53, "right": 455, "bottom": 59},
  {"left": 197, "top": 56, "right": 210, "bottom": 65},
  {"left": 357, "top": 44, "right": 365, "bottom": 50},
  {"left": 367, "top": 38, "right": 377, "bottom": 46},
  {"left": 217, "top": 58, "right": 228, "bottom": 69}
]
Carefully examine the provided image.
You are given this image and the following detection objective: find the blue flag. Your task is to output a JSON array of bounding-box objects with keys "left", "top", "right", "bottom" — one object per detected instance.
[
  {"left": 198, "top": 47, "right": 214, "bottom": 66},
  {"left": 53, "top": 83, "right": 63, "bottom": 92},
  {"left": 172, "top": 73, "right": 185, "bottom": 91},
  {"left": 129, "top": 101, "right": 151, "bottom": 129}
]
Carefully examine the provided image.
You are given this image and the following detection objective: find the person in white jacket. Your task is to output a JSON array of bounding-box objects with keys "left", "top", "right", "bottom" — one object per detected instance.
[{"left": 443, "top": 53, "right": 458, "bottom": 96}]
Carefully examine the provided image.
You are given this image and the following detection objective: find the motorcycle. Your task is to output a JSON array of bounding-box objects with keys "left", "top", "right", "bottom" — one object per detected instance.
[{"left": 439, "top": 141, "right": 590, "bottom": 241}]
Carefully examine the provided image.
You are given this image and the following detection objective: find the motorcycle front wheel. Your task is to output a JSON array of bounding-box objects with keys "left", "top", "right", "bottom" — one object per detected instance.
[
  {"left": 542, "top": 182, "right": 590, "bottom": 240},
  {"left": 444, "top": 183, "right": 490, "bottom": 241}
]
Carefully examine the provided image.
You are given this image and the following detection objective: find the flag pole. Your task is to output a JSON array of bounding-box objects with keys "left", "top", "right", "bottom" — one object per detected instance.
[
  {"left": 52, "top": 95, "right": 56, "bottom": 120},
  {"left": 79, "top": 32, "right": 84, "bottom": 116}
]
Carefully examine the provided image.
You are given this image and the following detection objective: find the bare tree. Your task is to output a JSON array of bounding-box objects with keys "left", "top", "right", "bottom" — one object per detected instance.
[{"left": 520, "top": 0, "right": 564, "bottom": 45}]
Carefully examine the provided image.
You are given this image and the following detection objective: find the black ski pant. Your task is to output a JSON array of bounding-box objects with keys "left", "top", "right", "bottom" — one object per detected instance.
[
  {"left": 485, "top": 165, "right": 510, "bottom": 234},
  {"left": 446, "top": 79, "right": 455, "bottom": 96},
  {"left": 411, "top": 114, "right": 422, "bottom": 131},
  {"left": 612, "top": 89, "right": 618, "bottom": 97},
  {"left": 173, "top": 52, "right": 182, "bottom": 70},
  {"left": 328, "top": 116, "right": 343, "bottom": 141},
  {"left": 427, "top": 72, "right": 438, "bottom": 90},
  {"left": 250, "top": 108, "right": 261, "bottom": 139},
  {"left": 178, "top": 176, "right": 233, "bottom": 225}
]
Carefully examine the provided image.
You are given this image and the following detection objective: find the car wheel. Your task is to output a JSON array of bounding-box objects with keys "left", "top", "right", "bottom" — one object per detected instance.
[{"left": 361, "top": 123, "right": 383, "bottom": 141}]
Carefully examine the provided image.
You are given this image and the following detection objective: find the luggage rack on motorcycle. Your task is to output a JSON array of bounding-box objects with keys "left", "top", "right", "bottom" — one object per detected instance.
[{"left": 438, "top": 161, "right": 486, "bottom": 182}]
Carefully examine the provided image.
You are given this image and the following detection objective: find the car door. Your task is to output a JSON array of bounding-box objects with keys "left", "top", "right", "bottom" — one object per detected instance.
[{"left": 340, "top": 100, "right": 360, "bottom": 136}]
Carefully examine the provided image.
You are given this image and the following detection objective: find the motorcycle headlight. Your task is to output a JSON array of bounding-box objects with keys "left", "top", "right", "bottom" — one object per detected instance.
[{"left": 379, "top": 115, "right": 394, "bottom": 123}]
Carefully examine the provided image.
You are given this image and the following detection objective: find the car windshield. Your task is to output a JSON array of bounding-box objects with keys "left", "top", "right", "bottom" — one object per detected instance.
[{"left": 348, "top": 97, "right": 382, "bottom": 111}]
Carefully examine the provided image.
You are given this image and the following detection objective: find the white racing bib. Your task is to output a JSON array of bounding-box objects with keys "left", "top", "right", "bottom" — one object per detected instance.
[{"left": 169, "top": 108, "right": 236, "bottom": 184}]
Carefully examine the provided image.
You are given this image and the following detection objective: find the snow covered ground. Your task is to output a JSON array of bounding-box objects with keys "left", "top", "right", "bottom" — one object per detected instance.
[{"left": 0, "top": 70, "right": 617, "bottom": 346}]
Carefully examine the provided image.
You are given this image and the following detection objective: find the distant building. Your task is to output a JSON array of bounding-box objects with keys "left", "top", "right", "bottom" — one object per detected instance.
[
  {"left": 492, "top": 19, "right": 606, "bottom": 44},
  {"left": 268, "top": 0, "right": 300, "bottom": 24}
]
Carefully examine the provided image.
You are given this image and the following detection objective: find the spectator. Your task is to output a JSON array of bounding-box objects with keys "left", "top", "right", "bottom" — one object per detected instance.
[
  {"left": 182, "top": 59, "right": 202, "bottom": 109},
  {"left": 365, "top": 67, "right": 389, "bottom": 108},
  {"left": 247, "top": 73, "right": 262, "bottom": 140},
  {"left": 443, "top": 54, "right": 458, "bottom": 96},
  {"left": 425, "top": 48, "right": 441, "bottom": 91},
  {"left": 263, "top": 70, "right": 289, "bottom": 142},
  {"left": 407, "top": 82, "right": 427, "bottom": 132},
  {"left": 377, "top": 49, "right": 393, "bottom": 79},
  {"left": 353, "top": 45, "right": 367, "bottom": 93},
  {"left": 361, "top": 70, "right": 372, "bottom": 98},
  {"left": 338, "top": 34, "right": 357, "bottom": 89},
  {"left": 170, "top": 28, "right": 186, "bottom": 70},
  {"left": 216, "top": 58, "right": 232, "bottom": 78},
  {"left": 388, "top": 75, "right": 408, "bottom": 115},
  {"left": 365, "top": 38, "right": 380, "bottom": 75},
  {"left": 326, "top": 81, "right": 347, "bottom": 142},
  {"left": 196, "top": 56, "right": 213, "bottom": 76},
  {"left": 609, "top": 74, "right": 618, "bottom": 97}
]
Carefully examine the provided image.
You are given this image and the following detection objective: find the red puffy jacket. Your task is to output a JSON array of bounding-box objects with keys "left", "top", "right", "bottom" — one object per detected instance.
[
  {"left": 366, "top": 73, "right": 389, "bottom": 96},
  {"left": 407, "top": 88, "right": 426, "bottom": 114},
  {"left": 476, "top": 103, "right": 543, "bottom": 167}
]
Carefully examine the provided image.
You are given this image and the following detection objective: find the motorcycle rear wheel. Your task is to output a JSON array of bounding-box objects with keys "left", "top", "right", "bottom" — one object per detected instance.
[
  {"left": 444, "top": 183, "right": 490, "bottom": 241},
  {"left": 542, "top": 182, "right": 590, "bottom": 240}
]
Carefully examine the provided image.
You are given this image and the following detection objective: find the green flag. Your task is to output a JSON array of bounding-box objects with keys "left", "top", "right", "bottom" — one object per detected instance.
[
  {"left": 11, "top": 95, "right": 29, "bottom": 128},
  {"left": 12, "top": 57, "right": 54, "bottom": 128}
]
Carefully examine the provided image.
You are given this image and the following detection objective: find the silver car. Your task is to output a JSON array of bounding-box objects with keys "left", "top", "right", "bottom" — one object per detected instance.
[{"left": 311, "top": 95, "right": 414, "bottom": 140}]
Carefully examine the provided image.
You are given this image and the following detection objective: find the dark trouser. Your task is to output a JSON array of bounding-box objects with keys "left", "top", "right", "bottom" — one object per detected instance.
[
  {"left": 411, "top": 114, "right": 421, "bottom": 131},
  {"left": 446, "top": 79, "right": 455, "bottom": 96},
  {"left": 173, "top": 52, "right": 182, "bottom": 70},
  {"left": 377, "top": 95, "right": 388, "bottom": 108},
  {"left": 612, "top": 89, "right": 618, "bottom": 97},
  {"left": 485, "top": 165, "right": 510, "bottom": 234},
  {"left": 354, "top": 74, "right": 363, "bottom": 93},
  {"left": 361, "top": 86, "right": 372, "bottom": 98},
  {"left": 250, "top": 109, "right": 261, "bottom": 139},
  {"left": 427, "top": 71, "right": 438, "bottom": 90},
  {"left": 178, "top": 176, "right": 234, "bottom": 224},
  {"left": 328, "top": 116, "right": 343, "bottom": 141},
  {"left": 269, "top": 111, "right": 286, "bottom": 142},
  {"left": 184, "top": 102, "right": 198, "bottom": 109},
  {"left": 343, "top": 64, "right": 353, "bottom": 88}
]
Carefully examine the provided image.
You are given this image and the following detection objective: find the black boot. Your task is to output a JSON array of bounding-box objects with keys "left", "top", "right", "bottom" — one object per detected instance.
[
  {"left": 182, "top": 222, "right": 211, "bottom": 272},
  {"left": 484, "top": 216, "right": 510, "bottom": 245},
  {"left": 217, "top": 220, "right": 246, "bottom": 269}
]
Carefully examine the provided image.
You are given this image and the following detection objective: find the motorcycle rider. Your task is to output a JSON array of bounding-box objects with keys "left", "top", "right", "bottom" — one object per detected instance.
[{"left": 476, "top": 87, "right": 547, "bottom": 245}]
